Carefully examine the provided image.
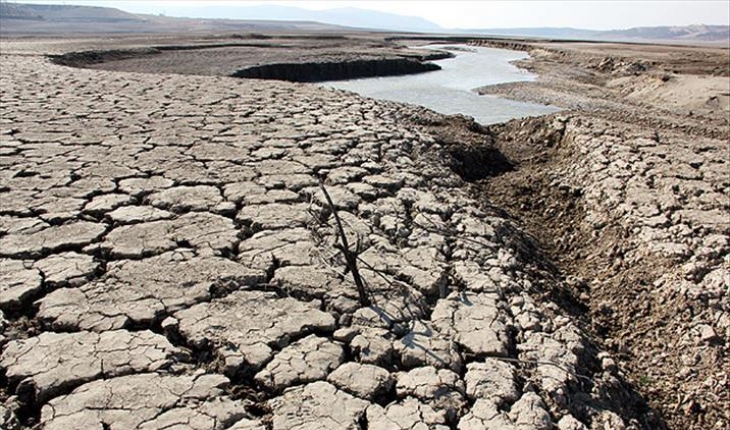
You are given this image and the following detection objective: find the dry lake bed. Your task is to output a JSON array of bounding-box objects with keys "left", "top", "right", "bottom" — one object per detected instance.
[{"left": 0, "top": 33, "right": 728, "bottom": 430}]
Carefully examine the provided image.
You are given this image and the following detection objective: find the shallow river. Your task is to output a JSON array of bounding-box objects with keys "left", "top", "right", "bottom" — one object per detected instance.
[{"left": 322, "top": 44, "right": 559, "bottom": 125}]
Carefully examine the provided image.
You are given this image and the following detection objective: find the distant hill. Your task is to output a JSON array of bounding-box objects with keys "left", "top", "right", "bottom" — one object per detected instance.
[
  {"left": 598, "top": 25, "right": 730, "bottom": 43},
  {"left": 0, "top": 2, "right": 143, "bottom": 22},
  {"left": 0, "top": 2, "right": 441, "bottom": 34},
  {"left": 464, "top": 25, "right": 730, "bottom": 44},
  {"left": 0, "top": 2, "right": 350, "bottom": 34}
]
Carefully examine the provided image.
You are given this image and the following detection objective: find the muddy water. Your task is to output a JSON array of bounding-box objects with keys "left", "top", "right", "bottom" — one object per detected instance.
[{"left": 322, "top": 44, "right": 559, "bottom": 125}]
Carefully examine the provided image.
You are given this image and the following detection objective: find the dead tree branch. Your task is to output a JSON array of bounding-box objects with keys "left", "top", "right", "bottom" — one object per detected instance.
[{"left": 319, "top": 182, "right": 371, "bottom": 307}]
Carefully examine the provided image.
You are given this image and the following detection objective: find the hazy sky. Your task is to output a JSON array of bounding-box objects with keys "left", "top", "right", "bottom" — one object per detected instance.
[{"left": 18, "top": 1, "right": 730, "bottom": 30}]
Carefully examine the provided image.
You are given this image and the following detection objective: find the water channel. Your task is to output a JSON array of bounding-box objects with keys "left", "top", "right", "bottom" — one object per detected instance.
[{"left": 322, "top": 44, "right": 560, "bottom": 125}]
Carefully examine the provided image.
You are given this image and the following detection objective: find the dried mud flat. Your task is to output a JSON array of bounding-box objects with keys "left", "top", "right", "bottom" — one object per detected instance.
[{"left": 0, "top": 34, "right": 728, "bottom": 430}]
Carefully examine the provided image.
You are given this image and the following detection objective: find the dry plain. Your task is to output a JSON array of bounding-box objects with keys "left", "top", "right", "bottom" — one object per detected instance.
[{"left": 0, "top": 34, "right": 728, "bottom": 430}]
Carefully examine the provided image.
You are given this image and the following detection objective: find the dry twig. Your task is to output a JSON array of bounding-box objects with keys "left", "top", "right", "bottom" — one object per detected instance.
[{"left": 319, "top": 182, "right": 371, "bottom": 307}]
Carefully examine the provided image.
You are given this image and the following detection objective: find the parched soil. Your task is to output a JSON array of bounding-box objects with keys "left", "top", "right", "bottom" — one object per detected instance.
[
  {"left": 0, "top": 33, "right": 727, "bottom": 430},
  {"left": 469, "top": 39, "right": 729, "bottom": 430},
  {"left": 483, "top": 116, "right": 728, "bottom": 430},
  {"left": 0, "top": 34, "right": 659, "bottom": 430}
]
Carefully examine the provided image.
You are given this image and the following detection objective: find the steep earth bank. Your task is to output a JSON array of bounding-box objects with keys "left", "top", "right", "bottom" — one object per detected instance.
[
  {"left": 230, "top": 58, "right": 440, "bottom": 82},
  {"left": 467, "top": 38, "right": 729, "bottom": 430},
  {"left": 481, "top": 115, "right": 728, "bottom": 430}
]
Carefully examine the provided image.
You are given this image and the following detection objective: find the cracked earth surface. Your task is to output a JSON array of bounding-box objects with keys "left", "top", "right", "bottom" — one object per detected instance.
[{"left": 0, "top": 39, "right": 667, "bottom": 430}]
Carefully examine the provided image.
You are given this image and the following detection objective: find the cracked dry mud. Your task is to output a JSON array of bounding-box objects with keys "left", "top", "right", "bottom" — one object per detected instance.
[
  {"left": 470, "top": 39, "right": 728, "bottom": 430},
  {"left": 0, "top": 36, "right": 722, "bottom": 430}
]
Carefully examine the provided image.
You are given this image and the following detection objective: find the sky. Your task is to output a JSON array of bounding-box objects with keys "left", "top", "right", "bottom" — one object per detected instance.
[{"left": 15, "top": 1, "right": 730, "bottom": 30}]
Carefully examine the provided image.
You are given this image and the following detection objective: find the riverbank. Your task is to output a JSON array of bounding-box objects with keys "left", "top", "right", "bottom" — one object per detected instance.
[
  {"left": 44, "top": 34, "right": 452, "bottom": 80},
  {"left": 475, "top": 39, "right": 729, "bottom": 140}
]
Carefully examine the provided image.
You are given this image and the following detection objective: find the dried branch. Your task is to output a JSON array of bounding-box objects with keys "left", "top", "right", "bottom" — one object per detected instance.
[{"left": 319, "top": 181, "right": 371, "bottom": 307}]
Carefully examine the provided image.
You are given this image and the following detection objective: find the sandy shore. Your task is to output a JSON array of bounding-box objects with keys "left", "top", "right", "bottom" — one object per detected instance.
[{"left": 0, "top": 34, "right": 728, "bottom": 430}]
